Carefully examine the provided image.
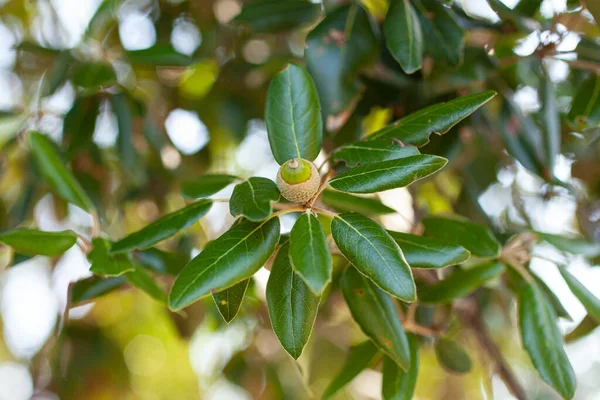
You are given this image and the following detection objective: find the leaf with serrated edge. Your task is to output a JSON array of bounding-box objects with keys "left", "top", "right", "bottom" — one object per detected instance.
[
  {"left": 89, "top": 238, "right": 134, "bottom": 276},
  {"left": 229, "top": 177, "right": 280, "bottom": 221},
  {"left": 212, "top": 279, "right": 250, "bottom": 323},
  {"left": 334, "top": 139, "right": 420, "bottom": 167}
]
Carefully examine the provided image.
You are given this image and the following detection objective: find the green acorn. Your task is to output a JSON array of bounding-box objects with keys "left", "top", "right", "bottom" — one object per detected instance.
[{"left": 277, "top": 158, "right": 321, "bottom": 203}]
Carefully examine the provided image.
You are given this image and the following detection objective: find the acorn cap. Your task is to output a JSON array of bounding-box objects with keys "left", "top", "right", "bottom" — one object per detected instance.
[{"left": 277, "top": 158, "right": 320, "bottom": 203}]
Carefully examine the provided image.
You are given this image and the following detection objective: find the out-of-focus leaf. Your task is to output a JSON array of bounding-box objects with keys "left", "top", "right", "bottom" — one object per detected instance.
[
  {"left": 369, "top": 91, "right": 497, "bottom": 146},
  {"left": 322, "top": 189, "right": 396, "bottom": 215},
  {"left": 181, "top": 175, "right": 238, "bottom": 199},
  {"left": 44, "top": 51, "right": 73, "bottom": 96},
  {"left": 70, "top": 275, "right": 126, "bottom": 305},
  {"left": 414, "top": 0, "right": 464, "bottom": 66},
  {"left": 29, "top": 132, "right": 94, "bottom": 211},
  {"left": 126, "top": 45, "right": 192, "bottom": 66},
  {"left": 0, "top": 113, "right": 26, "bottom": 150},
  {"left": 71, "top": 62, "right": 117, "bottom": 89},
  {"left": 588, "top": 1, "right": 600, "bottom": 27},
  {"left": 305, "top": 3, "right": 379, "bottom": 122},
  {"left": 537, "top": 232, "right": 600, "bottom": 258},
  {"left": 565, "top": 315, "right": 599, "bottom": 344},
  {"left": 418, "top": 262, "right": 505, "bottom": 303},
  {"left": 381, "top": 334, "right": 419, "bottom": 400},
  {"left": 568, "top": 75, "right": 600, "bottom": 128},
  {"left": 229, "top": 177, "right": 280, "bottom": 221},
  {"left": 179, "top": 59, "right": 219, "bottom": 99},
  {"left": 333, "top": 139, "right": 420, "bottom": 166},
  {"left": 384, "top": 0, "right": 423, "bottom": 74},
  {"left": 169, "top": 218, "right": 280, "bottom": 310},
  {"left": 212, "top": 279, "right": 249, "bottom": 323},
  {"left": 514, "top": 0, "right": 543, "bottom": 16},
  {"left": 111, "top": 200, "right": 212, "bottom": 253},
  {"left": 233, "top": 0, "right": 321, "bottom": 33},
  {"left": 342, "top": 266, "right": 411, "bottom": 370},
  {"left": 332, "top": 212, "right": 416, "bottom": 302},
  {"left": 265, "top": 63, "right": 323, "bottom": 164},
  {"left": 0, "top": 228, "right": 77, "bottom": 257},
  {"left": 540, "top": 72, "right": 560, "bottom": 173},
  {"left": 422, "top": 215, "right": 501, "bottom": 258},
  {"left": 388, "top": 231, "right": 470, "bottom": 269},
  {"left": 559, "top": 267, "right": 600, "bottom": 322},
  {"left": 290, "top": 212, "right": 332, "bottom": 294},
  {"left": 134, "top": 248, "right": 189, "bottom": 276},
  {"left": 323, "top": 341, "right": 380, "bottom": 399},
  {"left": 329, "top": 155, "right": 447, "bottom": 194},
  {"left": 434, "top": 338, "right": 472, "bottom": 374},
  {"left": 89, "top": 238, "right": 134, "bottom": 276},
  {"left": 63, "top": 95, "right": 100, "bottom": 154},
  {"left": 110, "top": 93, "right": 139, "bottom": 174},
  {"left": 267, "top": 242, "right": 320, "bottom": 359},
  {"left": 533, "top": 273, "right": 572, "bottom": 321},
  {"left": 519, "top": 282, "right": 576, "bottom": 399},
  {"left": 125, "top": 263, "right": 167, "bottom": 303}
]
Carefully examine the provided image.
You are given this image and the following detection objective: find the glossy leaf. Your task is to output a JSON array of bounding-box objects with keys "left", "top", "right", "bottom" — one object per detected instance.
[
  {"left": 342, "top": 266, "right": 411, "bottom": 370},
  {"left": 565, "top": 315, "right": 599, "bottom": 344},
  {"left": 234, "top": 0, "right": 321, "bottom": 33},
  {"left": 89, "top": 238, "right": 134, "bottom": 276},
  {"left": 181, "top": 175, "right": 238, "bottom": 199},
  {"left": 126, "top": 45, "right": 192, "bottom": 66},
  {"left": 71, "top": 276, "right": 126, "bottom": 305},
  {"left": 418, "top": 262, "right": 505, "bottom": 303},
  {"left": 169, "top": 218, "right": 280, "bottom": 310},
  {"left": 422, "top": 215, "right": 501, "bottom": 258},
  {"left": 323, "top": 341, "right": 380, "bottom": 399},
  {"left": 414, "top": 0, "right": 464, "bottom": 66},
  {"left": 559, "top": 267, "right": 600, "bottom": 322},
  {"left": 519, "top": 282, "right": 576, "bottom": 399},
  {"left": 29, "top": 131, "right": 94, "bottom": 211},
  {"left": 134, "top": 248, "right": 189, "bottom": 276},
  {"left": 212, "top": 279, "right": 250, "bottom": 323},
  {"left": 71, "top": 62, "right": 117, "bottom": 89},
  {"left": 332, "top": 212, "right": 415, "bottom": 301},
  {"left": 0, "top": 228, "right": 77, "bottom": 257},
  {"left": 126, "top": 264, "right": 167, "bottom": 303},
  {"left": 333, "top": 139, "right": 420, "bottom": 167},
  {"left": 369, "top": 91, "right": 497, "bottom": 146},
  {"left": 266, "top": 242, "right": 320, "bottom": 359},
  {"left": 322, "top": 189, "right": 396, "bottom": 215},
  {"left": 265, "top": 63, "right": 323, "bottom": 164},
  {"left": 434, "top": 338, "right": 472, "bottom": 374},
  {"left": 537, "top": 232, "right": 600, "bottom": 258},
  {"left": 388, "top": 231, "right": 470, "bottom": 269},
  {"left": 229, "top": 177, "right": 280, "bottom": 221},
  {"left": 111, "top": 200, "right": 212, "bottom": 253},
  {"left": 329, "top": 155, "right": 447, "bottom": 194},
  {"left": 289, "top": 212, "right": 332, "bottom": 294},
  {"left": 381, "top": 334, "right": 420, "bottom": 400},
  {"left": 384, "top": 0, "right": 423, "bottom": 74}
]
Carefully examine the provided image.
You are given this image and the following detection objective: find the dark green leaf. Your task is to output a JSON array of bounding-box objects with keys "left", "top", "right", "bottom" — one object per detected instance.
[
  {"left": 29, "top": 131, "right": 94, "bottom": 211},
  {"left": 267, "top": 242, "right": 320, "bottom": 359},
  {"left": 212, "top": 279, "right": 250, "bottom": 323},
  {"left": 111, "top": 200, "right": 212, "bottom": 253},
  {"left": 63, "top": 95, "right": 100, "bottom": 154},
  {"left": 565, "top": 315, "right": 599, "bottom": 344},
  {"left": 333, "top": 139, "right": 420, "bottom": 167},
  {"left": 229, "top": 177, "right": 280, "bottom": 221},
  {"left": 89, "top": 238, "right": 134, "bottom": 276},
  {"left": 305, "top": 4, "right": 379, "bottom": 120},
  {"left": 0, "top": 228, "right": 77, "bottom": 257},
  {"left": 71, "top": 62, "right": 117, "bottom": 89},
  {"left": 422, "top": 215, "right": 501, "bottom": 258},
  {"left": 234, "top": 0, "right": 321, "bottom": 33},
  {"left": 181, "top": 175, "right": 238, "bottom": 199},
  {"left": 322, "top": 189, "right": 396, "bottom": 215},
  {"left": 71, "top": 275, "right": 126, "bottom": 305},
  {"left": 384, "top": 0, "right": 423, "bottom": 74},
  {"left": 169, "top": 218, "right": 280, "bottom": 310},
  {"left": 382, "top": 334, "right": 420, "bottom": 400},
  {"left": 519, "top": 282, "right": 576, "bottom": 399},
  {"left": 329, "top": 155, "right": 447, "bottom": 194},
  {"left": 126, "top": 264, "right": 167, "bottom": 303},
  {"left": 265, "top": 63, "right": 323, "bottom": 164},
  {"left": 559, "top": 267, "right": 600, "bottom": 323},
  {"left": 134, "top": 248, "right": 189, "bottom": 276},
  {"left": 434, "top": 338, "right": 472, "bottom": 374},
  {"left": 289, "top": 212, "right": 332, "bottom": 294},
  {"left": 414, "top": 0, "right": 464, "bottom": 66},
  {"left": 369, "top": 91, "right": 497, "bottom": 146},
  {"left": 388, "top": 231, "right": 470, "bottom": 269},
  {"left": 540, "top": 72, "right": 560, "bottom": 173},
  {"left": 332, "top": 212, "right": 415, "bottom": 301},
  {"left": 342, "top": 266, "right": 411, "bottom": 370},
  {"left": 110, "top": 93, "right": 139, "bottom": 174},
  {"left": 126, "top": 45, "right": 192, "bottom": 66},
  {"left": 323, "top": 341, "right": 380, "bottom": 399},
  {"left": 418, "top": 262, "right": 505, "bottom": 303},
  {"left": 533, "top": 273, "right": 572, "bottom": 321},
  {"left": 537, "top": 232, "right": 600, "bottom": 258},
  {"left": 568, "top": 75, "right": 600, "bottom": 128}
]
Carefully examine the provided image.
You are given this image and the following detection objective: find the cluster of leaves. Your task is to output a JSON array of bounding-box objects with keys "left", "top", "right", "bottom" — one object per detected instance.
[{"left": 2, "top": 0, "right": 600, "bottom": 398}]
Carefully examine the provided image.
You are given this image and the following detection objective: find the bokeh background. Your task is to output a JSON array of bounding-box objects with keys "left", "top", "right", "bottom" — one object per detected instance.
[{"left": 1, "top": 0, "right": 600, "bottom": 399}]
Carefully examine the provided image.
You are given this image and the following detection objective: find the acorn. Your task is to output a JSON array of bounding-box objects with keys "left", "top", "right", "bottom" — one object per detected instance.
[{"left": 277, "top": 158, "right": 321, "bottom": 203}]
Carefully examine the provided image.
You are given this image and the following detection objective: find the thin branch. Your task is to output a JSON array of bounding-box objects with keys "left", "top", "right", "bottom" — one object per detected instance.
[
  {"left": 271, "top": 205, "right": 306, "bottom": 218},
  {"left": 312, "top": 207, "right": 337, "bottom": 218}
]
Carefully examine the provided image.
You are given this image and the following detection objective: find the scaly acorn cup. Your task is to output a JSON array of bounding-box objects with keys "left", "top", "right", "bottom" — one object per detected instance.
[{"left": 277, "top": 158, "right": 320, "bottom": 203}]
